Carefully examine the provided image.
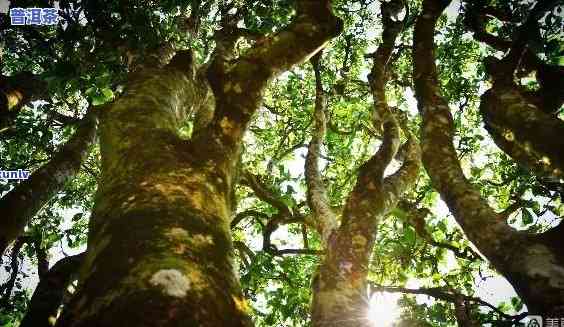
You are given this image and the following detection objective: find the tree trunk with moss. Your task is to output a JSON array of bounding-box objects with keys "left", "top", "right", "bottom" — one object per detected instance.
[
  {"left": 55, "top": 1, "right": 342, "bottom": 325},
  {"left": 413, "top": 0, "right": 564, "bottom": 316},
  {"left": 309, "top": 4, "right": 421, "bottom": 325},
  {"left": 55, "top": 58, "right": 254, "bottom": 327},
  {"left": 466, "top": 1, "right": 564, "bottom": 180}
]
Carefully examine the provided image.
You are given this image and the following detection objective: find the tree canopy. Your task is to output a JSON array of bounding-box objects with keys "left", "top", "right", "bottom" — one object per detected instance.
[{"left": 0, "top": 0, "right": 563, "bottom": 326}]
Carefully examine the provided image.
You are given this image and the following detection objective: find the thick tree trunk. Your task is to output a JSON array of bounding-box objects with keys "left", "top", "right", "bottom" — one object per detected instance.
[
  {"left": 50, "top": 0, "right": 341, "bottom": 323},
  {"left": 310, "top": 140, "right": 420, "bottom": 327},
  {"left": 505, "top": 226, "right": 564, "bottom": 315},
  {"left": 0, "top": 111, "right": 98, "bottom": 255},
  {"left": 310, "top": 219, "right": 379, "bottom": 327},
  {"left": 413, "top": 0, "right": 564, "bottom": 316},
  {"left": 55, "top": 61, "right": 253, "bottom": 327}
]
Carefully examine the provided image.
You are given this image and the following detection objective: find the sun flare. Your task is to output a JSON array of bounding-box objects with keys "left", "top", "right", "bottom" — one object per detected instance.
[{"left": 367, "top": 292, "right": 401, "bottom": 327}]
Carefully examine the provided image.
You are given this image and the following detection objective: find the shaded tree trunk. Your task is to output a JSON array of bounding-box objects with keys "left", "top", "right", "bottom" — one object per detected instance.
[
  {"left": 310, "top": 134, "right": 420, "bottom": 327},
  {"left": 54, "top": 60, "right": 254, "bottom": 327},
  {"left": 480, "top": 83, "right": 564, "bottom": 180},
  {"left": 453, "top": 295, "right": 478, "bottom": 327},
  {"left": 466, "top": 0, "right": 564, "bottom": 179},
  {"left": 20, "top": 253, "right": 85, "bottom": 327}
]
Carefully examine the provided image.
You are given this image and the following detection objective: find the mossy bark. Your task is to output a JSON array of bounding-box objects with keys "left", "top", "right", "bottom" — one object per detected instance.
[
  {"left": 55, "top": 65, "right": 253, "bottom": 327},
  {"left": 413, "top": 0, "right": 564, "bottom": 316},
  {"left": 480, "top": 82, "right": 564, "bottom": 180},
  {"left": 309, "top": 4, "right": 420, "bottom": 321},
  {"left": 54, "top": 2, "right": 342, "bottom": 324},
  {"left": 310, "top": 136, "right": 420, "bottom": 327}
]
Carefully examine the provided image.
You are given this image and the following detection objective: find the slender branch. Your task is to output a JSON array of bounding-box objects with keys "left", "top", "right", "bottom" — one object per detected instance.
[
  {"left": 272, "top": 248, "right": 324, "bottom": 256},
  {"left": 231, "top": 209, "right": 268, "bottom": 229},
  {"left": 0, "top": 108, "right": 99, "bottom": 255},
  {"left": 382, "top": 134, "right": 421, "bottom": 203},
  {"left": 241, "top": 171, "right": 292, "bottom": 217},
  {"left": 0, "top": 237, "right": 26, "bottom": 308},
  {"left": 305, "top": 52, "right": 339, "bottom": 244},
  {"left": 233, "top": 241, "right": 254, "bottom": 269},
  {"left": 397, "top": 201, "right": 480, "bottom": 261},
  {"left": 370, "top": 283, "right": 528, "bottom": 322},
  {"left": 301, "top": 224, "right": 309, "bottom": 249}
]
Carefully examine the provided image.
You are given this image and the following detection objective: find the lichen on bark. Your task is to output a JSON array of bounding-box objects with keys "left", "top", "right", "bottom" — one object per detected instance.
[{"left": 55, "top": 1, "right": 343, "bottom": 325}]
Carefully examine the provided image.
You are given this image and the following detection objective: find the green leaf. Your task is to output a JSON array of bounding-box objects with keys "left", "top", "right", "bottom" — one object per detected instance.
[
  {"left": 390, "top": 207, "right": 407, "bottom": 220},
  {"left": 404, "top": 226, "right": 416, "bottom": 245},
  {"left": 85, "top": 86, "right": 97, "bottom": 96},
  {"left": 72, "top": 213, "right": 84, "bottom": 221},
  {"left": 521, "top": 208, "right": 534, "bottom": 225},
  {"left": 101, "top": 88, "right": 114, "bottom": 100},
  {"left": 91, "top": 94, "right": 107, "bottom": 106}
]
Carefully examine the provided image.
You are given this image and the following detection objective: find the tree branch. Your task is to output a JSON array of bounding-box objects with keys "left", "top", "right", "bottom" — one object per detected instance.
[
  {"left": 412, "top": 0, "right": 523, "bottom": 266},
  {"left": 0, "top": 237, "right": 26, "bottom": 308},
  {"left": 272, "top": 248, "right": 324, "bottom": 256},
  {"left": 305, "top": 53, "right": 339, "bottom": 244},
  {"left": 200, "top": 0, "right": 343, "bottom": 156},
  {"left": 397, "top": 201, "right": 480, "bottom": 261},
  {"left": 231, "top": 209, "right": 268, "bottom": 229},
  {"left": 241, "top": 171, "right": 292, "bottom": 217},
  {"left": 370, "top": 283, "right": 528, "bottom": 322},
  {"left": 0, "top": 72, "right": 48, "bottom": 130},
  {"left": 233, "top": 241, "right": 255, "bottom": 269},
  {"left": 0, "top": 109, "right": 99, "bottom": 256}
]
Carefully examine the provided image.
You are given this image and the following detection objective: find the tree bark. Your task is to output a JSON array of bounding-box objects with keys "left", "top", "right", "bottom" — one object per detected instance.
[
  {"left": 413, "top": 0, "right": 564, "bottom": 316},
  {"left": 55, "top": 1, "right": 342, "bottom": 325},
  {"left": 453, "top": 295, "right": 478, "bottom": 327},
  {"left": 0, "top": 110, "right": 98, "bottom": 255},
  {"left": 480, "top": 83, "right": 564, "bottom": 180},
  {"left": 310, "top": 3, "right": 421, "bottom": 325},
  {"left": 54, "top": 61, "right": 254, "bottom": 327},
  {"left": 472, "top": 0, "right": 564, "bottom": 180}
]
